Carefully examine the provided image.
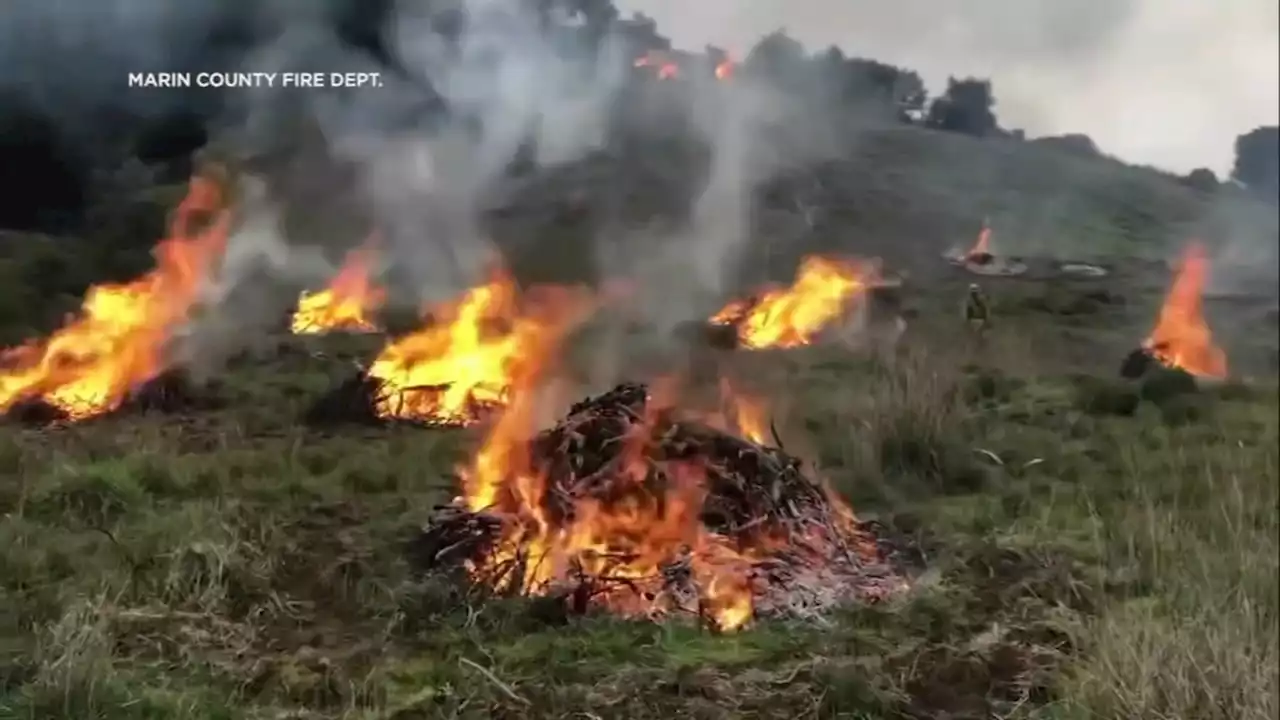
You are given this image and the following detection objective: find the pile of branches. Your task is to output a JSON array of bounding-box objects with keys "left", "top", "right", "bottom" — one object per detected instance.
[
  {"left": 303, "top": 368, "right": 499, "bottom": 427},
  {"left": 4, "top": 396, "right": 68, "bottom": 425},
  {"left": 1119, "top": 346, "right": 1160, "bottom": 379},
  {"left": 120, "top": 368, "right": 224, "bottom": 414},
  {"left": 408, "top": 382, "right": 898, "bottom": 621},
  {"left": 4, "top": 368, "right": 222, "bottom": 425},
  {"left": 1120, "top": 343, "right": 1196, "bottom": 382},
  {"left": 303, "top": 370, "right": 399, "bottom": 426}
]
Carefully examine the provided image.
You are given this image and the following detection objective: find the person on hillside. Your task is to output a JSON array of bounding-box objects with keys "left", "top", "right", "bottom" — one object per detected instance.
[{"left": 963, "top": 283, "right": 991, "bottom": 334}]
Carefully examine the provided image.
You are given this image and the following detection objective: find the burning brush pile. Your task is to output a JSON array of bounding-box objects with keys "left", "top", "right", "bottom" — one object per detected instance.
[
  {"left": 704, "top": 255, "right": 882, "bottom": 350},
  {"left": 1121, "top": 241, "right": 1228, "bottom": 382},
  {"left": 3, "top": 368, "right": 222, "bottom": 425},
  {"left": 946, "top": 221, "right": 1028, "bottom": 277},
  {"left": 410, "top": 382, "right": 905, "bottom": 632},
  {"left": 289, "top": 237, "right": 385, "bottom": 335},
  {"left": 306, "top": 266, "right": 592, "bottom": 428},
  {"left": 0, "top": 172, "right": 230, "bottom": 425}
]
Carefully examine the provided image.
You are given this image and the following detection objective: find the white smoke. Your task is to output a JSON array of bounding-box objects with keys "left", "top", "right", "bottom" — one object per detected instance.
[
  {"left": 208, "top": 0, "right": 630, "bottom": 313},
  {"left": 595, "top": 58, "right": 847, "bottom": 335}
]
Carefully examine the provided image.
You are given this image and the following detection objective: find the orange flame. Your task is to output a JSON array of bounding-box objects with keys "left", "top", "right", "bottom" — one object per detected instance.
[
  {"left": 967, "top": 220, "right": 992, "bottom": 259},
  {"left": 710, "top": 255, "right": 877, "bottom": 349},
  {"left": 709, "top": 377, "right": 769, "bottom": 444},
  {"left": 461, "top": 382, "right": 756, "bottom": 631},
  {"left": 714, "top": 59, "right": 734, "bottom": 80},
  {"left": 0, "top": 173, "right": 230, "bottom": 420},
  {"left": 290, "top": 238, "right": 385, "bottom": 334},
  {"left": 366, "top": 266, "right": 591, "bottom": 425},
  {"left": 456, "top": 368, "right": 879, "bottom": 631},
  {"left": 1143, "top": 241, "right": 1227, "bottom": 379}
]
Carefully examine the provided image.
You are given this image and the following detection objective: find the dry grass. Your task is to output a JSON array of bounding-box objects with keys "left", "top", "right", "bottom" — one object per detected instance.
[{"left": 1060, "top": 413, "right": 1279, "bottom": 720}]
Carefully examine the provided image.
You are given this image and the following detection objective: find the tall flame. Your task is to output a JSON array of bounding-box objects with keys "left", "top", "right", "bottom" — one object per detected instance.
[
  {"left": 710, "top": 255, "right": 877, "bottom": 349},
  {"left": 290, "top": 238, "right": 384, "bottom": 334},
  {"left": 0, "top": 173, "right": 230, "bottom": 420},
  {"left": 1143, "top": 241, "right": 1227, "bottom": 378}
]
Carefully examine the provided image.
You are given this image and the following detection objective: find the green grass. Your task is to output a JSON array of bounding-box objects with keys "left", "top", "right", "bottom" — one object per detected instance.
[
  {"left": 0, "top": 308, "right": 1274, "bottom": 718},
  {"left": 0, "top": 125, "right": 1276, "bottom": 717}
]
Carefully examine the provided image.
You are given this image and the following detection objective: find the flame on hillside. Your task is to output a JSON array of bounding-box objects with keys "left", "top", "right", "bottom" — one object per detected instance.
[
  {"left": 962, "top": 218, "right": 993, "bottom": 262},
  {"left": 290, "top": 238, "right": 384, "bottom": 334},
  {"left": 1142, "top": 241, "right": 1227, "bottom": 379},
  {"left": 634, "top": 51, "right": 734, "bottom": 81},
  {"left": 634, "top": 51, "right": 680, "bottom": 79},
  {"left": 0, "top": 173, "right": 230, "bottom": 420},
  {"left": 710, "top": 256, "right": 878, "bottom": 349},
  {"left": 366, "top": 266, "right": 592, "bottom": 425}
]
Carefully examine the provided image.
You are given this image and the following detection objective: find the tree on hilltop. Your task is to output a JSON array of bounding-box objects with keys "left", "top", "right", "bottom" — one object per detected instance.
[
  {"left": 1232, "top": 126, "right": 1279, "bottom": 199},
  {"left": 817, "top": 47, "right": 925, "bottom": 121},
  {"left": 744, "top": 30, "right": 808, "bottom": 79},
  {"left": 925, "top": 77, "right": 999, "bottom": 137}
]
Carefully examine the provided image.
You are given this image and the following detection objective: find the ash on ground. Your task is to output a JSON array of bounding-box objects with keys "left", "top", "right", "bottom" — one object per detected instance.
[{"left": 407, "top": 382, "right": 909, "bottom": 627}]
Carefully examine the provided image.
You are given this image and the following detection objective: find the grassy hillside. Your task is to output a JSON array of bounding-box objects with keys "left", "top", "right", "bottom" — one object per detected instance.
[
  {"left": 486, "top": 122, "right": 1278, "bottom": 290},
  {"left": 0, "top": 124, "right": 1276, "bottom": 719}
]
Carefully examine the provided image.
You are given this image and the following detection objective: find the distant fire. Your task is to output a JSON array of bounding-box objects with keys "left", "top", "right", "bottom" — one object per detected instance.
[
  {"left": 634, "top": 52, "right": 680, "bottom": 79},
  {"left": 965, "top": 219, "right": 992, "bottom": 261},
  {"left": 1142, "top": 241, "right": 1227, "bottom": 379},
  {"left": 634, "top": 51, "right": 734, "bottom": 81},
  {"left": 0, "top": 172, "right": 229, "bottom": 421},
  {"left": 710, "top": 255, "right": 878, "bottom": 349},
  {"left": 290, "top": 238, "right": 384, "bottom": 334}
]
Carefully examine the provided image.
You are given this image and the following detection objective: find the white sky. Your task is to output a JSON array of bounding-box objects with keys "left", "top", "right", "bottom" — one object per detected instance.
[{"left": 617, "top": 0, "right": 1280, "bottom": 175}]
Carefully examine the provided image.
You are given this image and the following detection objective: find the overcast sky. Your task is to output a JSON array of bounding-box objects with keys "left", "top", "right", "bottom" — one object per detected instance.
[{"left": 616, "top": 0, "right": 1279, "bottom": 176}]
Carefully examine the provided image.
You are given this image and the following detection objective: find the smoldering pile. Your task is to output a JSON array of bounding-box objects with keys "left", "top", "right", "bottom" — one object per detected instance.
[
  {"left": 3, "top": 368, "right": 224, "bottom": 425},
  {"left": 408, "top": 382, "right": 906, "bottom": 627}
]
